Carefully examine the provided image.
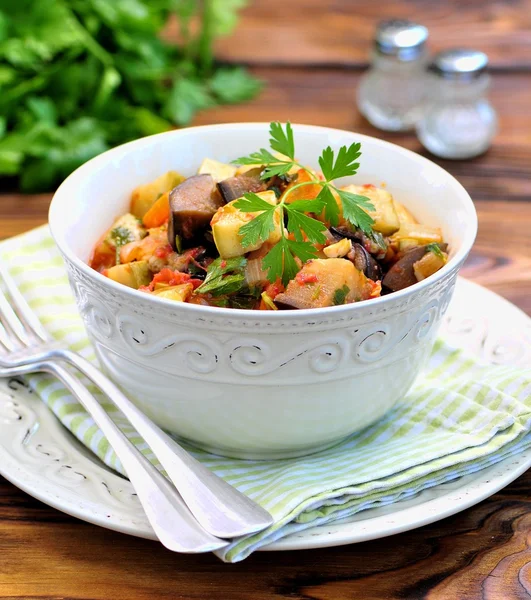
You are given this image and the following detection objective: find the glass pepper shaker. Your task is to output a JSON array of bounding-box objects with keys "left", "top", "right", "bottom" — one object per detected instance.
[
  {"left": 416, "top": 49, "right": 497, "bottom": 159},
  {"left": 357, "top": 19, "right": 429, "bottom": 132}
]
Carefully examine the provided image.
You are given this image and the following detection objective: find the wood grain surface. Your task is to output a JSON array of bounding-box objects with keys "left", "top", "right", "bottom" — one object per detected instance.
[{"left": 1, "top": 1, "right": 530, "bottom": 598}]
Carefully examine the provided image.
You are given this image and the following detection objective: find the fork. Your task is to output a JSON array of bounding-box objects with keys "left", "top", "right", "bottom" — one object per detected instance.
[
  {"left": 0, "top": 263, "right": 273, "bottom": 540},
  {"left": 0, "top": 358, "right": 228, "bottom": 553}
]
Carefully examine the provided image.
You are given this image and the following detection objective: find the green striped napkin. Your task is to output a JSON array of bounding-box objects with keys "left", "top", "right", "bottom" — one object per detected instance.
[{"left": 1, "top": 225, "right": 530, "bottom": 563}]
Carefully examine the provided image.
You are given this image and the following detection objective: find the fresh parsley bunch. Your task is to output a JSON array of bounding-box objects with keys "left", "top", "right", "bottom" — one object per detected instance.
[
  {"left": 0, "top": 0, "right": 261, "bottom": 192},
  {"left": 232, "top": 122, "right": 375, "bottom": 285}
]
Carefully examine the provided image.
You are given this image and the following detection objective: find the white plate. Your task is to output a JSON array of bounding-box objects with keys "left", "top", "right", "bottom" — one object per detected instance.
[{"left": 0, "top": 277, "right": 530, "bottom": 552}]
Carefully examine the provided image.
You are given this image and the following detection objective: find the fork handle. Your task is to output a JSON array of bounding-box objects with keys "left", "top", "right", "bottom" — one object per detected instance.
[
  {"left": 53, "top": 348, "right": 273, "bottom": 539},
  {"left": 20, "top": 360, "right": 227, "bottom": 553}
]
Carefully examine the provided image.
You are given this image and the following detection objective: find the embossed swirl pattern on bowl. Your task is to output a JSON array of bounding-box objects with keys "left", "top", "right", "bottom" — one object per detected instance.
[{"left": 66, "top": 258, "right": 458, "bottom": 385}]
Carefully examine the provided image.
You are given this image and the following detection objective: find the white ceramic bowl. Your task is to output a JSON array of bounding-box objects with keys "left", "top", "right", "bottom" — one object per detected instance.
[{"left": 49, "top": 124, "right": 477, "bottom": 459}]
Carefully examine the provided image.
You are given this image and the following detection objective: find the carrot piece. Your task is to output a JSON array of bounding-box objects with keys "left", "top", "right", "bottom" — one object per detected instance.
[
  {"left": 142, "top": 192, "right": 170, "bottom": 228},
  {"left": 281, "top": 169, "right": 322, "bottom": 204}
]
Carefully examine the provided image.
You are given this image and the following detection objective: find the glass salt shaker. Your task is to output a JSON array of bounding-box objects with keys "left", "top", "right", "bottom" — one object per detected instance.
[
  {"left": 357, "top": 19, "right": 429, "bottom": 131},
  {"left": 416, "top": 49, "right": 497, "bottom": 159}
]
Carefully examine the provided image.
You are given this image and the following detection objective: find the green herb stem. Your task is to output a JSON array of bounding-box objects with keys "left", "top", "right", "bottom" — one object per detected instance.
[{"left": 280, "top": 180, "right": 322, "bottom": 204}]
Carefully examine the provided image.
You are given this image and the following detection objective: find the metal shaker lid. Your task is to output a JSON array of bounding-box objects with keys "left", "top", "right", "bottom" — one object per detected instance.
[
  {"left": 429, "top": 49, "right": 489, "bottom": 80},
  {"left": 375, "top": 19, "right": 428, "bottom": 60}
]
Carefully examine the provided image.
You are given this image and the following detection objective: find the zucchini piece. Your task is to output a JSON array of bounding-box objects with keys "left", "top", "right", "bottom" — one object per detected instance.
[
  {"left": 391, "top": 223, "right": 443, "bottom": 245},
  {"left": 341, "top": 185, "right": 400, "bottom": 235},
  {"left": 131, "top": 171, "right": 184, "bottom": 219},
  {"left": 398, "top": 238, "right": 421, "bottom": 252},
  {"left": 197, "top": 158, "right": 237, "bottom": 182},
  {"left": 394, "top": 200, "right": 418, "bottom": 226},
  {"left": 211, "top": 191, "right": 281, "bottom": 259},
  {"left": 413, "top": 250, "right": 448, "bottom": 281},
  {"left": 104, "top": 213, "right": 146, "bottom": 247},
  {"left": 106, "top": 260, "right": 151, "bottom": 289},
  {"left": 323, "top": 238, "right": 352, "bottom": 258},
  {"left": 152, "top": 283, "right": 193, "bottom": 302}
]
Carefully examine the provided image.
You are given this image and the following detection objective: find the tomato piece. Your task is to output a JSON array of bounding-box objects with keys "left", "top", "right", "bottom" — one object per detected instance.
[
  {"left": 264, "top": 279, "right": 284, "bottom": 299},
  {"left": 295, "top": 272, "right": 318, "bottom": 285}
]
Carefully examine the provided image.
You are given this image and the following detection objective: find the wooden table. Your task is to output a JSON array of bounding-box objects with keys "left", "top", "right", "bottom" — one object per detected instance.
[{"left": 1, "top": 3, "right": 530, "bottom": 598}]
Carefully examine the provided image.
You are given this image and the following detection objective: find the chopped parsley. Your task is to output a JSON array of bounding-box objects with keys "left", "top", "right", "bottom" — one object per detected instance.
[
  {"left": 109, "top": 227, "right": 133, "bottom": 264},
  {"left": 426, "top": 243, "right": 444, "bottom": 260},
  {"left": 333, "top": 285, "right": 350, "bottom": 305}
]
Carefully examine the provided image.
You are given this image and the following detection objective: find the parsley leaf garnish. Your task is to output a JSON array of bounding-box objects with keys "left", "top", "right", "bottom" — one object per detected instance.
[
  {"left": 238, "top": 210, "right": 276, "bottom": 249},
  {"left": 317, "top": 186, "right": 340, "bottom": 227},
  {"left": 233, "top": 192, "right": 276, "bottom": 212},
  {"left": 318, "top": 143, "right": 361, "bottom": 180},
  {"left": 285, "top": 205, "right": 327, "bottom": 244},
  {"left": 269, "top": 121, "right": 295, "bottom": 159},
  {"left": 232, "top": 149, "right": 279, "bottom": 167},
  {"left": 261, "top": 238, "right": 300, "bottom": 285},
  {"left": 233, "top": 192, "right": 278, "bottom": 249},
  {"left": 231, "top": 122, "right": 377, "bottom": 286},
  {"left": 336, "top": 189, "right": 376, "bottom": 233}
]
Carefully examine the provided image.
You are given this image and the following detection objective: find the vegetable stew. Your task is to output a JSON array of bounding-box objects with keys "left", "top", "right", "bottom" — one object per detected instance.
[{"left": 89, "top": 123, "right": 448, "bottom": 310}]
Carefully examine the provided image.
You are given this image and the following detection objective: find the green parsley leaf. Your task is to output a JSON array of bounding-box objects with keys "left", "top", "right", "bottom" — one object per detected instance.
[
  {"left": 232, "top": 121, "right": 376, "bottom": 286},
  {"left": 336, "top": 189, "right": 375, "bottom": 235},
  {"left": 260, "top": 238, "right": 286, "bottom": 284},
  {"left": 333, "top": 285, "right": 350, "bottom": 305},
  {"left": 317, "top": 185, "right": 340, "bottom": 227},
  {"left": 196, "top": 256, "right": 247, "bottom": 296},
  {"left": 234, "top": 192, "right": 278, "bottom": 249},
  {"left": 231, "top": 148, "right": 279, "bottom": 166},
  {"left": 286, "top": 198, "right": 326, "bottom": 214},
  {"left": 233, "top": 192, "right": 276, "bottom": 213},
  {"left": 201, "top": 273, "right": 246, "bottom": 297},
  {"left": 285, "top": 205, "right": 327, "bottom": 244},
  {"left": 231, "top": 148, "right": 295, "bottom": 179},
  {"left": 286, "top": 239, "right": 319, "bottom": 263},
  {"left": 261, "top": 162, "right": 296, "bottom": 180},
  {"left": 238, "top": 210, "right": 277, "bottom": 249},
  {"left": 269, "top": 121, "right": 295, "bottom": 160},
  {"left": 318, "top": 143, "right": 362, "bottom": 181},
  {"left": 261, "top": 238, "right": 302, "bottom": 285},
  {"left": 426, "top": 243, "right": 445, "bottom": 260}
]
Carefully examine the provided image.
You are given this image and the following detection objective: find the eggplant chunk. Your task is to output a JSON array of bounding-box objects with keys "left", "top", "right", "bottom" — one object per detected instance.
[
  {"left": 168, "top": 174, "right": 223, "bottom": 250},
  {"left": 217, "top": 168, "right": 267, "bottom": 203},
  {"left": 331, "top": 226, "right": 387, "bottom": 260},
  {"left": 347, "top": 243, "right": 382, "bottom": 281},
  {"left": 382, "top": 243, "right": 448, "bottom": 292}
]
